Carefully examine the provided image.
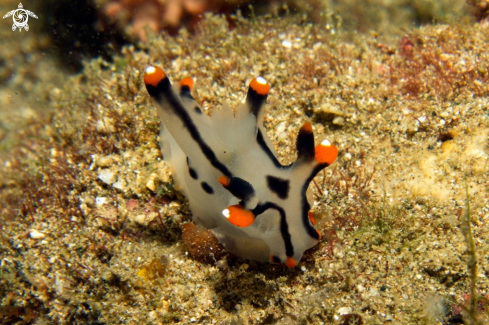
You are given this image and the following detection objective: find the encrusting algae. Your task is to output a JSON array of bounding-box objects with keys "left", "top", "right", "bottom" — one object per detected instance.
[{"left": 1, "top": 11, "right": 489, "bottom": 325}]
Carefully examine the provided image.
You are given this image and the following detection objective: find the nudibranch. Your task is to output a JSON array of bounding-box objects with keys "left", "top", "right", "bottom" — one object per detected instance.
[{"left": 143, "top": 66, "right": 338, "bottom": 267}]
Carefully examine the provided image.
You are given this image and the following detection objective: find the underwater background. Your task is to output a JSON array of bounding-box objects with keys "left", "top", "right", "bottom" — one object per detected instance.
[{"left": 1, "top": 0, "right": 488, "bottom": 323}]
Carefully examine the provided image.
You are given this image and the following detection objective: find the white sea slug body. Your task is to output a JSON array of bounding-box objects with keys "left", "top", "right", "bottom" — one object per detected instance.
[{"left": 144, "top": 66, "right": 338, "bottom": 267}]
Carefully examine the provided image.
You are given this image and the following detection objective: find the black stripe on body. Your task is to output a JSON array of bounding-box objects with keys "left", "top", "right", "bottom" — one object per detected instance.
[
  {"left": 180, "top": 85, "right": 193, "bottom": 98},
  {"left": 300, "top": 164, "right": 332, "bottom": 240},
  {"left": 146, "top": 78, "right": 232, "bottom": 178},
  {"left": 296, "top": 127, "right": 315, "bottom": 161},
  {"left": 179, "top": 86, "right": 203, "bottom": 114},
  {"left": 252, "top": 202, "right": 294, "bottom": 257},
  {"left": 257, "top": 130, "right": 284, "bottom": 168},
  {"left": 246, "top": 85, "right": 291, "bottom": 171},
  {"left": 246, "top": 87, "right": 268, "bottom": 118}
]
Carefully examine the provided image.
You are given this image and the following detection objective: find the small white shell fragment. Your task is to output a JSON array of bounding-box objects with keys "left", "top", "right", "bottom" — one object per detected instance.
[
  {"left": 95, "top": 197, "right": 107, "bottom": 205},
  {"left": 132, "top": 212, "right": 157, "bottom": 226},
  {"left": 146, "top": 179, "right": 156, "bottom": 192},
  {"left": 134, "top": 214, "right": 146, "bottom": 225},
  {"left": 55, "top": 275, "right": 64, "bottom": 294},
  {"left": 145, "top": 172, "right": 159, "bottom": 191},
  {"left": 98, "top": 169, "right": 116, "bottom": 185},
  {"left": 29, "top": 229, "right": 46, "bottom": 239},
  {"left": 332, "top": 116, "right": 345, "bottom": 126},
  {"left": 417, "top": 115, "right": 427, "bottom": 123},
  {"left": 113, "top": 179, "right": 126, "bottom": 191},
  {"left": 337, "top": 307, "right": 352, "bottom": 315},
  {"left": 276, "top": 122, "right": 286, "bottom": 133},
  {"left": 281, "top": 40, "right": 292, "bottom": 48}
]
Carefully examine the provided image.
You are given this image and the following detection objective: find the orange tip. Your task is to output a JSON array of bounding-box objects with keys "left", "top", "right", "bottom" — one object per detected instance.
[
  {"left": 222, "top": 205, "right": 255, "bottom": 227},
  {"left": 250, "top": 76, "right": 270, "bottom": 95},
  {"left": 308, "top": 211, "right": 316, "bottom": 225},
  {"left": 218, "top": 175, "right": 230, "bottom": 187},
  {"left": 315, "top": 139, "right": 338, "bottom": 165},
  {"left": 179, "top": 76, "right": 194, "bottom": 90},
  {"left": 270, "top": 255, "right": 280, "bottom": 264},
  {"left": 285, "top": 257, "right": 297, "bottom": 268},
  {"left": 144, "top": 66, "right": 166, "bottom": 87},
  {"left": 301, "top": 121, "right": 313, "bottom": 133}
]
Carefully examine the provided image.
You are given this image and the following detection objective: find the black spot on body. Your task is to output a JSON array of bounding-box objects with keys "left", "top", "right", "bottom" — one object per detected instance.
[
  {"left": 189, "top": 168, "right": 198, "bottom": 179},
  {"left": 201, "top": 182, "right": 214, "bottom": 194},
  {"left": 194, "top": 106, "right": 202, "bottom": 114},
  {"left": 186, "top": 157, "right": 198, "bottom": 180},
  {"left": 266, "top": 176, "right": 290, "bottom": 199}
]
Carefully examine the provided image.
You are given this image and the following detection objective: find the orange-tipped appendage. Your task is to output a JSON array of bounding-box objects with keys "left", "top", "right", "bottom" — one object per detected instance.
[
  {"left": 179, "top": 76, "right": 194, "bottom": 90},
  {"left": 285, "top": 257, "right": 297, "bottom": 268},
  {"left": 315, "top": 139, "right": 338, "bottom": 165},
  {"left": 222, "top": 205, "right": 255, "bottom": 227},
  {"left": 301, "top": 121, "right": 313, "bottom": 133},
  {"left": 218, "top": 176, "right": 230, "bottom": 187},
  {"left": 308, "top": 211, "right": 316, "bottom": 225},
  {"left": 144, "top": 66, "right": 166, "bottom": 87},
  {"left": 250, "top": 76, "right": 270, "bottom": 95}
]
